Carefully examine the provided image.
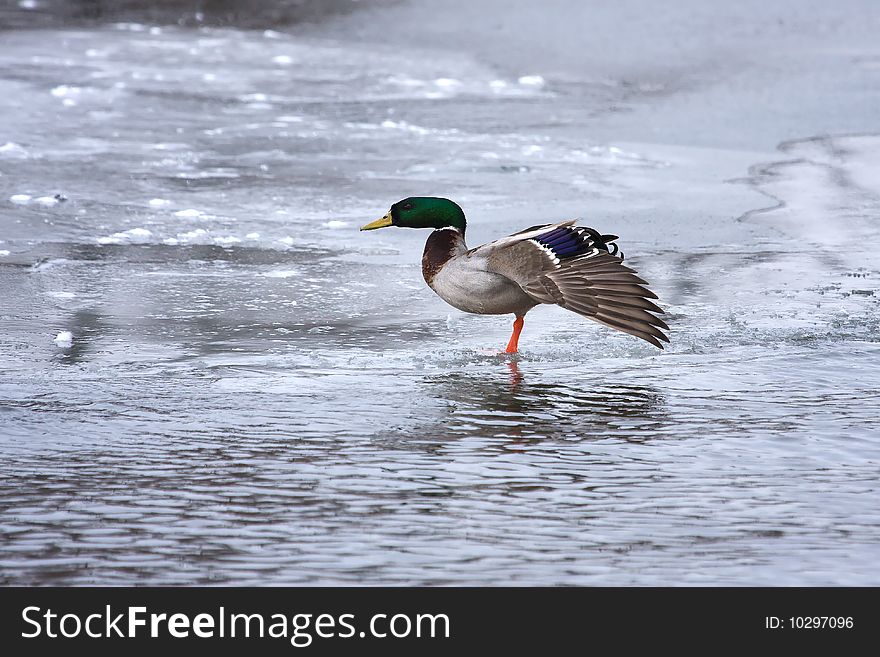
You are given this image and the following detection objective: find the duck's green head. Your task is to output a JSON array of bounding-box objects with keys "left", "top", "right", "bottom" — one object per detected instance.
[{"left": 361, "top": 197, "right": 466, "bottom": 233}]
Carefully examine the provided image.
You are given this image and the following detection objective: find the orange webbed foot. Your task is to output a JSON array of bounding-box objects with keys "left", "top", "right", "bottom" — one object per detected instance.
[{"left": 504, "top": 316, "right": 525, "bottom": 353}]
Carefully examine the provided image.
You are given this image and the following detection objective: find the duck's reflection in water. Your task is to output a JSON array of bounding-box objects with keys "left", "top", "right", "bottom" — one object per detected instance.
[
  {"left": 506, "top": 360, "right": 524, "bottom": 387},
  {"left": 416, "top": 359, "right": 668, "bottom": 445}
]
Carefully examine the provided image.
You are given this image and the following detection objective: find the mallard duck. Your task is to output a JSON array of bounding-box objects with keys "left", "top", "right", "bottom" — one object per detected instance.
[{"left": 361, "top": 197, "right": 669, "bottom": 352}]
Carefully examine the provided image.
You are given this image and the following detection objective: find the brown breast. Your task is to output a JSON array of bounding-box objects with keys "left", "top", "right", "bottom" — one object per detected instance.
[{"left": 422, "top": 229, "right": 464, "bottom": 286}]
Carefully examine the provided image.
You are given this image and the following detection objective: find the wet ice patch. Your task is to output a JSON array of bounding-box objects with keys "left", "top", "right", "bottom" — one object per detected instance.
[
  {"left": 53, "top": 331, "right": 73, "bottom": 347},
  {"left": 31, "top": 258, "right": 69, "bottom": 272},
  {"left": 373, "top": 120, "right": 459, "bottom": 137},
  {"left": 517, "top": 75, "right": 546, "bottom": 88},
  {"left": 50, "top": 85, "right": 80, "bottom": 104},
  {"left": 10, "top": 193, "right": 67, "bottom": 207},
  {"left": 174, "top": 168, "right": 239, "bottom": 180},
  {"left": 829, "top": 135, "right": 880, "bottom": 197},
  {"left": 174, "top": 209, "right": 204, "bottom": 218},
  {"left": 384, "top": 74, "right": 425, "bottom": 88},
  {"left": 381, "top": 72, "right": 547, "bottom": 99},
  {"left": 0, "top": 250, "right": 10, "bottom": 257},
  {"left": 744, "top": 134, "right": 880, "bottom": 265},
  {"left": 113, "top": 22, "right": 147, "bottom": 32},
  {"left": 323, "top": 221, "right": 349, "bottom": 229},
  {"left": 97, "top": 227, "right": 152, "bottom": 244},
  {"left": 151, "top": 143, "right": 189, "bottom": 152},
  {"left": 380, "top": 119, "right": 428, "bottom": 135},
  {"left": 148, "top": 198, "right": 172, "bottom": 207},
  {"left": 238, "top": 93, "right": 271, "bottom": 103},
  {"left": 0, "top": 142, "right": 28, "bottom": 158},
  {"left": 175, "top": 228, "right": 209, "bottom": 244}
]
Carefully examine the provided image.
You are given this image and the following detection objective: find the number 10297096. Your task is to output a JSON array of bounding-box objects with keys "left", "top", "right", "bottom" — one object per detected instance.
[{"left": 765, "top": 616, "right": 853, "bottom": 630}]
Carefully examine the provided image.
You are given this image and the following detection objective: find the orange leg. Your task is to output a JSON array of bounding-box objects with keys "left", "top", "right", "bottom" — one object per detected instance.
[{"left": 504, "top": 316, "right": 525, "bottom": 354}]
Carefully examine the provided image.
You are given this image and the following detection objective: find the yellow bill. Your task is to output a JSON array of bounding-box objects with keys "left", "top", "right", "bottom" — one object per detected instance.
[{"left": 360, "top": 213, "right": 393, "bottom": 231}]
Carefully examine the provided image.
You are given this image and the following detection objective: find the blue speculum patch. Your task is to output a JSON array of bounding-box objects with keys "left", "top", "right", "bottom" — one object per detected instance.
[{"left": 535, "top": 227, "right": 595, "bottom": 259}]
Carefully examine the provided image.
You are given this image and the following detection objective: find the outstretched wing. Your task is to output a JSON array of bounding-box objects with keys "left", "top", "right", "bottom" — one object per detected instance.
[{"left": 482, "top": 222, "right": 669, "bottom": 348}]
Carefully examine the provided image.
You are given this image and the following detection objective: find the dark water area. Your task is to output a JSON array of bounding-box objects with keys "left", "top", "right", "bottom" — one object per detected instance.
[{"left": 1, "top": 0, "right": 879, "bottom": 585}]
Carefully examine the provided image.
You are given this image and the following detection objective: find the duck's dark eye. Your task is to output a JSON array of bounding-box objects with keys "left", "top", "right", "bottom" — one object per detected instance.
[{"left": 401, "top": 203, "right": 413, "bottom": 210}]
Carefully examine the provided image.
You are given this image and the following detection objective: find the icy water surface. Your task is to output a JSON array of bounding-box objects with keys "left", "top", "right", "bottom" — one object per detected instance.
[{"left": 1, "top": 1, "right": 879, "bottom": 585}]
